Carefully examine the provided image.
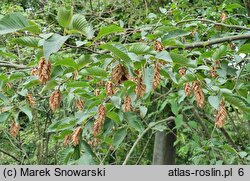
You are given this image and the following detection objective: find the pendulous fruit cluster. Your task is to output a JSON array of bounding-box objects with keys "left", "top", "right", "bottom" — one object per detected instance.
[
  {"left": 111, "top": 64, "right": 129, "bottom": 84},
  {"left": 27, "top": 93, "right": 36, "bottom": 108},
  {"left": 49, "top": 90, "right": 61, "bottom": 112},
  {"left": 192, "top": 81, "right": 205, "bottom": 108},
  {"left": 154, "top": 41, "right": 164, "bottom": 52},
  {"left": 75, "top": 99, "right": 84, "bottom": 111},
  {"left": 38, "top": 57, "right": 51, "bottom": 84},
  {"left": 71, "top": 127, "right": 83, "bottom": 146},
  {"left": 135, "top": 71, "right": 146, "bottom": 98},
  {"left": 215, "top": 101, "right": 227, "bottom": 128},
  {"left": 10, "top": 121, "right": 21, "bottom": 137},
  {"left": 92, "top": 104, "right": 106, "bottom": 137},
  {"left": 105, "top": 81, "right": 114, "bottom": 96},
  {"left": 153, "top": 62, "right": 161, "bottom": 89},
  {"left": 123, "top": 95, "right": 132, "bottom": 112}
]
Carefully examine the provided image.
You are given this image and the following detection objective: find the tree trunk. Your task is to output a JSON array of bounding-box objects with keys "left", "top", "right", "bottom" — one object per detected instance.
[
  {"left": 243, "top": 0, "right": 250, "bottom": 16},
  {"left": 153, "top": 118, "right": 176, "bottom": 165}
]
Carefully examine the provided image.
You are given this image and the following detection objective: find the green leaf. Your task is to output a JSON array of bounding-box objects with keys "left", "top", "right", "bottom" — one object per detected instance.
[
  {"left": 212, "top": 45, "right": 227, "bottom": 60},
  {"left": 0, "top": 49, "right": 18, "bottom": 59},
  {"left": 0, "top": 13, "right": 30, "bottom": 35},
  {"left": 96, "top": 24, "right": 124, "bottom": 40},
  {"left": 225, "top": 3, "right": 244, "bottom": 12},
  {"left": 57, "top": 7, "right": 73, "bottom": 28},
  {"left": 144, "top": 67, "right": 154, "bottom": 93},
  {"left": 106, "top": 111, "right": 122, "bottom": 125},
  {"left": 47, "top": 117, "right": 76, "bottom": 132},
  {"left": 170, "top": 52, "right": 196, "bottom": 67},
  {"left": 163, "top": 29, "right": 190, "bottom": 40},
  {"left": 54, "top": 57, "right": 78, "bottom": 69},
  {"left": 19, "top": 105, "right": 32, "bottom": 121},
  {"left": 224, "top": 94, "right": 250, "bottom": 113},
  {"left": 112, "top": 127, "right": 127, "bottom": 150},
  {"left": 155, "top": 51, "right": 172, "bottom": 63},
  {"left": 85, "top": 66, "right": 108, "bottom": 77},
  {"left": 175, "top": 114, "right": 183, "bottom": 129},
  {"left": 0, "top": 112, "right": 10, "bottom": 123},
  {"left": 43, "top": 33, "right": 70, "bottom": 60},
  {"left": 208, "top": 96, "right": 220, "bottom": 109},
  {"left": 100, "top": 43, "right": 131, "bottom": 63},
  {"left": 75, "top": 54, "right": 93, "bottom": 69},
  {"left": 125, "top": 112, "right": 144, "bottom": 132},
  {"left": 238, "top": 44, "right": 250, "bottom": 54},
  {"left": 128, "top": 43, "right": 152, "bottom": 55},
  {"left": 12, "top": 37, "right": 40, "bottom": 48},
  {"left": 70, "top": 14, "right": 94, "bottom": 39}
]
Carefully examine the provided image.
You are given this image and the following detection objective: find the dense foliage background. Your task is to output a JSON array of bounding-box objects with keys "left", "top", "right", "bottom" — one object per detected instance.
[{"left": 0, "top": 0, "right": 250, "bottom": 165}]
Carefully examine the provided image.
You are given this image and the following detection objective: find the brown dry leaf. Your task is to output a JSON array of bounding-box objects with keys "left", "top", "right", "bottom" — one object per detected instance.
[
  {"left": 10, "top": 121, "right": 21, "bottom": 137},
  {"left": 154, "top": 41, "right": 164, "bottom": 52},
  {"left": 105, "top": 81, "right": 114, "bottom": 96},
  {"left": 215, "top": 101, "right": 227, "bottom": 128},
  {"left": 27, "top": 93, "right": 36, "bottom": 108},
  {"left": 72, "top": 127, "right": 83, "bottom": 146},
  {"left": 38, "top": 57, "right": 51, "bottom": 84},
  {"left": 49, "top": 90, "right": 61, "bottom": 112},
  {"left": 153, "top": 62, "right": 161, "bottom": 89},
  {"left": 123, "top": 95, "right": 132, "bottom": 112}
]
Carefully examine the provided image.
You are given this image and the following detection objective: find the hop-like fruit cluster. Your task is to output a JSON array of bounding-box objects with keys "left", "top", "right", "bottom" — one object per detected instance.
[
  {"left": 105, "top": 81, "right": 114, "bottom": 96},
  {"left": 38, "top": 57, "right": 51, "bottom": 84},
  {"left": 111, "top": 64, "right": 129, "bottom": 84},
  {"left": 178, "top": 67, "right": 186, "bottom": 76},
  {"left": 94, "top": 89, "right": 100, "bottom": 96},
  {"left": 75, "top": 99, "right": 84, "bottom": 111},
  {"left": 154, "top": 41, "right": 164, "bottom": 52},
  {"left": 93, "top": 104, "right": 106, "bottom": 137},
  {"left": 153, "top": 62, "right": 161, "bottom": 89},
  {"left": 10, "top": 121, "right": 21, "bottom": 137},
  {"left": 31, "top": 68, "right": 38, "bottom": 76},
  {"left": 71, "top": 127, "right": 83, "bottom": 146},
  {"left": 49, "top": 90, "right": 61, "bottom": 112},
  {"left": 215, "top": 101, "right": 227, "bottom": 128},
  {"left": 135, "top": 71, "right": 146, "bottom": 98},
  {"left": 27, "top": 93, "right": 36, "bottom": 108},
  {"left": 123, "top": 95, "right": 132, "bottom": 112},
  {"left": 192, "top": 81, "right": 205, "bottom": 108},
  {"left": 184, "top": 83, "right": 191, "bottom": 96},
  {"left": 209, "top": 66, "right": 217, "bottom": 78},
  {"left": 63, "top": 134, "right": 71, "bottom": 147}
]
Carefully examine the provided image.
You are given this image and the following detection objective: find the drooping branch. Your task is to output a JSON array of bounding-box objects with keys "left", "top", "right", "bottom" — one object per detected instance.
[
  {"left": 176, "top": 18, "right": 250, "bottom": 31},
  {"left": 165, "top": 33, "right": 250, "bottom": 50}
]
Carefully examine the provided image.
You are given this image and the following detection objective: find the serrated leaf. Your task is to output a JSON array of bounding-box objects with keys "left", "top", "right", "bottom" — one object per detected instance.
[
  {"left": 238, "top": 43, "right": 250, "bottom": 54},
  {"left": 96, "top": 24, "right": 124, "bottom": 40},
  {"left": 75, "top": 54, "right": 92, "bottom": 69},
  {"left": 57, "top": 7, "right": 73, "bottom": 28},
  {"left": 224, "top": 94, "right": 250, "bottom": 113},
  {"left": 0, "top": 13, "right": 30, "bottom": 35},
  {"left": 12, "top": 37, "right": 40, "bottom": 48},
  {"left": 163, "top": 29, "right": 190, "bottom": 40},
  {"left": 125, "top": 112, "right": 145, "bottom": 132},
  {"left": 128, "top": 43, "right": 152, "bottom": 55},
  {"left": 54, "top": 57, "right": 78, "bottom": 69},
  {"left": 212, "top": 45, "right": 227, "bottom": 60},
  {"left": 144, "top": 67, "right": 154, "bottom": 93},
  {"left": 70, "top": 14, "right": 94, "bottom": 39},
  {"left": 19, "top": 105, "right": 32, "bottom": 121},
  {"left": 155, "top": 50, "right": 172, "bottom": 62},
  {"left": 112, "top": 128, "right": 127, "bottom": 150},
  {"left": 208, "top": 96, "right": 220, "bottom": 109},
  {"left": 170, "top": 52, "right": 196, "bottom": 67},
  {"left": 85, "top": 66, "right": 108, "bottom": 77},
  {"left": 106, "top": 111, "right": 122, "bottom": 125},
  {"left": 43, "top": 33, "right": 70, "bottom": 60},
  {"left": 100, "top": 43, "right": 131, "bottom": 63}
]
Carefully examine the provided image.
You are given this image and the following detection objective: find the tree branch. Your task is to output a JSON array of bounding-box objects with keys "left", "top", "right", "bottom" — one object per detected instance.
[
  {"left": 165, "top": 33, "right": 250, "bottom": 50},
  {"left": 0, "top": 148, "right": 21, "bottom": 163},
  {"left": 176, "top": 18, "right": 250, "bottom": 31},
  {"left": 0, "top": 60, "right": 28, "bottom": 69}
]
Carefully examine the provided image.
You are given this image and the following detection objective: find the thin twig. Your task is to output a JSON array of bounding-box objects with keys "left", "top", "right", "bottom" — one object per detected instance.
[
  {"left": 165, "top": 33, "right": 250, "bottom": 50},
  {"left": 122, "top": 116, "right": 175, "bottom": 165},
  {"left": 176, "top": 18, "right": 250, "bottom": 31},
  {"left": 0, "top": 148, "right": 21, "bottom": 163}
]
